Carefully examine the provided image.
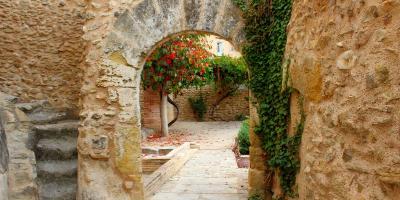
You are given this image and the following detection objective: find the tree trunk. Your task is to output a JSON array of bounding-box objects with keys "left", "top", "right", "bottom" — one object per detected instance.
[
  {"left": 167, "top": 96, "right": 179, "bottom": 127},
  {"left": 160, "top": 92, "right": 169, "bottom": 137}
]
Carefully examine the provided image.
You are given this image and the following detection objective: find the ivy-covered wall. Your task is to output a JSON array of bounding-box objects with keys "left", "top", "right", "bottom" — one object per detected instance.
[
  {"left": 238, "top": 0, "right": 400, "bottom": 199},
  {"left": 234, "top": 0, "right": 303, "bottom": 199}
]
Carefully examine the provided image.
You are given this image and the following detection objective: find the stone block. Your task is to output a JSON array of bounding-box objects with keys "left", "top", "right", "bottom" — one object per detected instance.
[
  {"left": 290, "top": 56, "right": 323, "bottom": 102},
  {"left": 337, "top": 50, "right": 357, "bottom": 70},
  {"left": 184, "top": 0, "right": 202, "bottom": 29},
  {"left": 248, "top": 169, "right": 267, "bottom": 194},
  {"left": 97, "top": 62, "right": 138, "bottom": 88},
  {"left": 14, "top": 108, "right": 30, "bottom": 123},
  {"left": 200, "top": 0, "right": 223, "bottom": 31},
  {"left": 249, "top": 146, "right": 266, "bottom": 167},
  {"left": 117, "top": 88, "right": 136, "bottom": 107}
]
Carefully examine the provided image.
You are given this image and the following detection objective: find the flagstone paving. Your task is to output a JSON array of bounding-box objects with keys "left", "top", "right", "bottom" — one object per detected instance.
[{"left": 149, "top": 122, "right": 248, "bottom": 200}]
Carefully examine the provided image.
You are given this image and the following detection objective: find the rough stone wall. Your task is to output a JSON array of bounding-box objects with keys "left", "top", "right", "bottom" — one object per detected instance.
[
  {"left": 78, "top": 0, "right": 245, "bottom": 199},
  {"left": 0, "top": 92, "right": 38, "bottom": 200},
  {"left": 0, "top": 0, "right": 86, "bottom": 111},
  {"left": 286, "top": 0, "right": 400, "bottom": 199},
  {"left": 175, "top": 86, "right": 249, "bottom": 121}
]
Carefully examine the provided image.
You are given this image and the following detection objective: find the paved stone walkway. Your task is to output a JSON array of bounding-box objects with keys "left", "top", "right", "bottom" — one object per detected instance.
[{"left": 150, "top": 122, "right": 248, "bottom": 200}]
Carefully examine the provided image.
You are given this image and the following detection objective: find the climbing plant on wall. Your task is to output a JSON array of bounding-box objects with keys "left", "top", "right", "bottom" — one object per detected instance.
[
  {"left": 233, "top": 0, "right": 303, "bottom": 197},
  {"left": 208, "top": 56, "right": 248, "bottom": 118}
]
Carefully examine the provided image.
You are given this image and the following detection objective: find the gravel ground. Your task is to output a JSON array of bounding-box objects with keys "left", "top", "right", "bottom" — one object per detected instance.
[{"left": 143, "top": 121, "right": 242, "bottom": 150}]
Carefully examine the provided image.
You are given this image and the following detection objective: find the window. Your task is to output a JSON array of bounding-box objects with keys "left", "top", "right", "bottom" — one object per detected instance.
[{"left": 216, "top": 42, "right": 224, "bottom": 56}]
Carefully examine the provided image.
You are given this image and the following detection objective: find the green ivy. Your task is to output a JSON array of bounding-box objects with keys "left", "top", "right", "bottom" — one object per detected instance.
[
  {"left": 248, "top": 194, "right": 263, "bottom": 200},
  {"left": 233, "top": 0, "right": 304, "bottom": 197},
  {"left": 209, "top": 55, "right": 248, "bottom": 91},
  {"left": 188, "top": 95, "right": 207, "bottom": 121}
]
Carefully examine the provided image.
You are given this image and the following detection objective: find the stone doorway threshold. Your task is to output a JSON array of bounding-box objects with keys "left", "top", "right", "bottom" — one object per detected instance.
[{"left": 144, "top": 142, "right": 198, "bottom": 198}]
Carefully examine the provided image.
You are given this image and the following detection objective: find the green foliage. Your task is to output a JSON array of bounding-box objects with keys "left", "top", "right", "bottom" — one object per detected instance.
[
  {"left": 209, "top": 56, "right": 248, "bottom": 91},
  {"left": 238, "top": 119, "right": 250, "bottom": 155},
  {"left": 207, "top": 55, "right": 248, "bottom": 118},
  {"left": 248, "top": 194, "right": 262, "bottom": 200},
  {"left": 233, "top": 0, "right": 247, "bottom": 11},
  {"left": 235, "top": 113, "right": 248, "bottom": 121},
  {"left": 188, "top": 95, "right": 207, "bottom": 121},
  {"left": 233, "top": 0, "right": 304, "bottom": 197}
]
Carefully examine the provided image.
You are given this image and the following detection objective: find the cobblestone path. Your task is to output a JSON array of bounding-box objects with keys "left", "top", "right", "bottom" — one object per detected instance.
[{"left": 150, "top": 122, "right": 248, "bottom": 200}]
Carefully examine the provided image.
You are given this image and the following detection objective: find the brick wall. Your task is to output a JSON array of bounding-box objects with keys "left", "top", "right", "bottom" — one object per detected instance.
[
  {"left": 140, "top": 89, "right": 175, "bottom": 131},
  {"left": 140, "top": 86, "right": 249, "bottom": 128}
]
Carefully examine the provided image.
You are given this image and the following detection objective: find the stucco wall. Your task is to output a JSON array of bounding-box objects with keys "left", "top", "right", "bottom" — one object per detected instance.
[
  {"left": 206, "top": 35, "right": 242, "bottom": 57},
  {"left": 286, "top": 0, "right": 400, "bottom": 199},
  {"left": 0, "top": 0, "right": 86, "bottom": 111}
]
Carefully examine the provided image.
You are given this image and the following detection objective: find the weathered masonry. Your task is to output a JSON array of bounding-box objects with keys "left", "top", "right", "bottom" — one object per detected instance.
[
  {"left": 78, "top": 0, "right": 251, "bottom": 199},
  {"left": 1, "top": 0, "right": 400, "bottom": 200}
]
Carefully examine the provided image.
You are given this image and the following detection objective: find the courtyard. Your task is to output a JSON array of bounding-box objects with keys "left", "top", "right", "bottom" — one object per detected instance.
[
  {"left": 1, "top": 0, "right": 400, "bottom": 200},
  {"left": 146, "top": 122, "right": 248, "bottom": 200}
]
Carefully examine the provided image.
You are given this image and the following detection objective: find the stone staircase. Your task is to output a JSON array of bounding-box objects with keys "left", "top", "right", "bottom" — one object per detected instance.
[
  {"left": 18, "top": 101, "right": 79, "bottom": 200},
  {"left": 34, "top": 120, "right": 79, "bottom": 200}
]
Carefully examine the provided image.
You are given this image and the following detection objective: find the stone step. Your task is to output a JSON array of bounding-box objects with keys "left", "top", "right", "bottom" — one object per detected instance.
[
  {"left": 9, "top": 185, "right": 38, "bottom": 200},
  {"left": 39, "top": 179, "right": 76, "bottom": 200},
  {"left": 15, "top": 100, "right": 49, "bottom": 113},
  {"left": 34, "top": 121, "right": 79, "bottom": 139},
  {"left": 37, "top": 160, "right": 77, "bottom": 180},
  {"left": 28, "top": 111, "right": 69, "bottom": 124},
  {"left": 36, "top": 137, "right": 77, "bottom": 160}
]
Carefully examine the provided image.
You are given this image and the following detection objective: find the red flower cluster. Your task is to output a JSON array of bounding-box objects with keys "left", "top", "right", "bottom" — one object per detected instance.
[
  {"left": 142, "top": 34, "right": 213, "bottom": 95},
  {"left": 169, "top": 52, "right": 176, "bottom": 60}
]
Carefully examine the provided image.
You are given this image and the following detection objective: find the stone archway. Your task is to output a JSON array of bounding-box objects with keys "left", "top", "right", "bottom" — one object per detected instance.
[{"left": 78, "top": 0, "right": 266, "bottom": 199}]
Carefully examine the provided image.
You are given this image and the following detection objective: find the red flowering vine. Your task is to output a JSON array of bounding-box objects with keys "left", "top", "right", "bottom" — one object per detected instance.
[{"left": 142, "top": 34, "right": 213, "bottom": 95}]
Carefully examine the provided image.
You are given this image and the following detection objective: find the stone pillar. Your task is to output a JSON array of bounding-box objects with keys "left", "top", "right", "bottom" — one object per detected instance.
[
  {"left": 248, "top": 92, "right": 272, "bottom": 200},
  {"left": 78, "top": 1, "right": 144, "bottom": 199}
]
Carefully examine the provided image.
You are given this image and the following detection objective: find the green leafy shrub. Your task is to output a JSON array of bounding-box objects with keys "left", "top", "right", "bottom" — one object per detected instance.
[
  {"left": 209, "top": 56, "right": 248, "bottom": 90},
  {"left": 248, "top": 194, "right": 262, "bottom": 200},
  {"left": 235, "top": 113, "right": 248, "bottom": 121},
  {"left": 188, "top": 96, "right": 207, "bottom": 121},
  {"left": 238, "top": 119, "right": 250, "bottom": 155}
]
